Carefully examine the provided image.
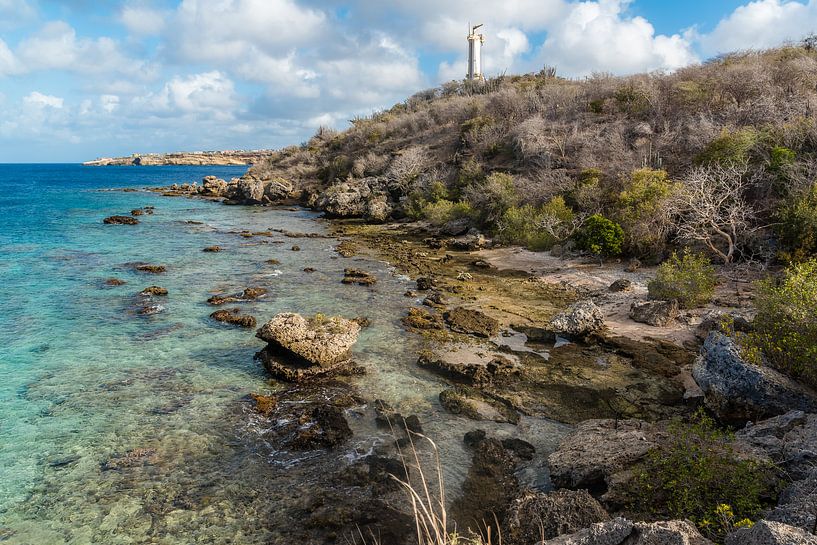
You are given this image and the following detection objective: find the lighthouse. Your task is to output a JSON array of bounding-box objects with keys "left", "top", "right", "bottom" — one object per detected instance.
[{"left": 467, "top": 23, "right": 485, "bottom": 81}]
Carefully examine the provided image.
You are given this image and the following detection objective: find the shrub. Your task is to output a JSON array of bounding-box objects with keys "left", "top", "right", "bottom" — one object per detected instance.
[
  {"left": 648, "top": 250, "right": 717, "bottom": 308},
  {"left": 420, "top": 199, "right": 473, "bottom": 227},
  {"left": 568, "top": 168, "right": 607, "bottom": 214},
  {"left": 575, "top": 214, "right": 624, "bottom": 258},
  {"left": 496, "top": 196, "right": 575, "bottom": 251},
  {"left": 628, "top": 410, "right": 778, "bottom": 543},
  {"left": 748, "top": 259, "right": 817, "bottom": 388},
  {"left": 617, "top": 168, "right": 679, "bottom": 258},
  {"left": 464, "top": 172, "right": 519, "bottom": 225},
  {"left": 696, "top": 128, "right": 760, "bottom": 165},
  {"left": 776, "top": 183, "right": 817, "bottom": 263}
]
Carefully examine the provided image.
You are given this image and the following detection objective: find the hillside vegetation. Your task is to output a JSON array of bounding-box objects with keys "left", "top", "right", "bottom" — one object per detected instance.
[{"left": 249, "top": 39, "right": 817, "bottom": 265}]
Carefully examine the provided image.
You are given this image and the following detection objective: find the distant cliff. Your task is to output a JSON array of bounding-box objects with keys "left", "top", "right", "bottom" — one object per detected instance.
[{"left": 83, "top": 150, "right": 273, "bottom": 166}]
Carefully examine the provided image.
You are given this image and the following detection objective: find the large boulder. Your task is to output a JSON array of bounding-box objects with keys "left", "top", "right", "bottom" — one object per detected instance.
[
  {"left": 549, "top": 300, "right": 605, "bottom": 337},
  {"left": 548, "top": 419, "right": 662, "bottom": 492},
  {"left": 629, "top": 300, "right": 679, "bottom": 327},
  {"left": 692, "top": 332, "right": 817, "bottom": 425},
  {"left": 505, "top": 489, "right": 610, "bottom": 544},
  {"left": 200, "top": 175, "right": 228, "bottom": 197},
  {"left": 264, "top": 177, "right": 294, "bottom": 201},
  {"left": 725, "top": 520, "right": 817, "bottom": 545},
  {"left": 256, "top": 313, "right": 361, "bottom": 368},
  {"left": 314, "top": 177, "right": 392, "bottom": 221},
  {"left": 234, "top": 177, "right": 266, "bottom": 204},
  {"left": 539, "top": 517, "right": 634, "bottom": 545}
]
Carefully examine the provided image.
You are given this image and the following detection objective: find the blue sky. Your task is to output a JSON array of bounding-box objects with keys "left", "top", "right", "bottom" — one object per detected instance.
[{"left": 1, "top": 0, "right": 816, "bottom": 162}]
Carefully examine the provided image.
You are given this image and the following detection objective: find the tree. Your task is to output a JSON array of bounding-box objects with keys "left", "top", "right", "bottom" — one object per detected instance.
[
  {"left": 673, "top": 163, "right": 760, "bottom": 264},
  {"left": 576, "top": 214, "right": 624, "bottom": 262}
]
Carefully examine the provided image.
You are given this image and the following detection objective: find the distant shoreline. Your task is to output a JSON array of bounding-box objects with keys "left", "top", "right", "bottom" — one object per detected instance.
[{"left": 83, "top": 150, "right": 273, "bottom": 166}]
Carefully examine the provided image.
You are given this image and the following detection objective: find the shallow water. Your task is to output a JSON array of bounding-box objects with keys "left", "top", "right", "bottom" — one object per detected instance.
[{"left": 0, "top": 165, "right": 570, "bottom": 544}]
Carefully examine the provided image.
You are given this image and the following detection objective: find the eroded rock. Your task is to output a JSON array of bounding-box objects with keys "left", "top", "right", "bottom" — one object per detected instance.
[
  {"left": 505, "top": 489, "right": 610, "bottom": 544},
  {"left": 256, "top": 312, "right": 361, "bottom": 368},
  {"left": 210, "top": 308, "right": 257, "bottom": 328},
  {"left": 629, "top": 300, "right": 679, "bottom": 327},
  {"left": 549, "top": 300, "right": 605, "bottom": 337},
  {"left": 104, "top": 215, "right": 139, "bottom": 225},
  {"left": 725, "top": 520, "right": 817, "bottom": 545},
  {"left": 444, "top": 307, "right": 499, "bottom": 338}
]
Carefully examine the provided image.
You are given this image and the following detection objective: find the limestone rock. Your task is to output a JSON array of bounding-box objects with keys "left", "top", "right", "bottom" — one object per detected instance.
[
  {"left": 627, "top": 520, "right": 712, "bottom": 544},
  {"left": 235, "top": 177, "right": 265, "bottom": 204},
  {"left": 103, "top": 215, "right": 139, "bottom": 225},
  {"left": 725, "top": 520, "right": 817, "bottom": 545},
  {"left": 693, "top": 332, "right": 817, "bottom": 425},
  {"left": 539, "top": 517, "right": 634, "bottom": 545},
  {"left": 200, "top": 176, "right": 228, "bottom": 197},
  {"left": 210, "top": 308, "right": 256, "bottom": 328},
  {"left": 505, "top": 489, "right": 610, "bottom": 544},
  {"left": 256, "top": 313, "right": 361, "bottom": 368},
  {"left": 609, "top": 279, "right": 633, "bottom": 293},
  {"left": 629, "top": 300, "right": 679, "bottom": 327},
  {"left": 549, "top": 300, "right": 605, "bottom": 337},
  {"left": 444, "top": 307, "right": 499, "bottom": 338},
  {"left": 315, "top": 177, "right": 392, "bottom": 221}
]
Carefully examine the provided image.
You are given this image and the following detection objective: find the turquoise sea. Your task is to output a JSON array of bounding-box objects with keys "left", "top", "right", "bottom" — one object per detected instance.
[{"left": 0, "top": 165, "right": 567, "bottom": 544}]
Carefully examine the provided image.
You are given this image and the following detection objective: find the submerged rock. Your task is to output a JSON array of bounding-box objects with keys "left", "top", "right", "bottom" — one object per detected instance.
[
  {"left": 202, "top": 245, "right": 223, "bottom": 252},
  {"left": 140, "top": 286, "right": 168, "bottom": 296},
  {"left": 210, "top": 308, "right": 256, "bottom": 328},
  {"left": 504, "top": 489, "right": 610, "bottom": 545},
  {"left": 105, "top": 278, "right": 126, "bottom": 286},
  {"left": 402, "top": 307, "right": 445, "bottom": 331},
  {"left": 101, "top": 447, "right": 158, "bottom": 470},
  {"left": 342, "top": 268, "right": 377, "bottom": 286},
  {"left": 103, "top": 215, "right": 139, "bottom": 225},
  {"left": 256, "top": 312, "right": 361, "bottom": 368},
  {"left": 629, "top": 299, "right": 679, "bottom": 327},
  {"left": 134, "top": 264, "right": 166, "bottom": 274},
  {"left": 207, "top": 287, "right": 267, "bottom": 305},
  {"left": 549, "top": 300, "right": 605, "bottom": 337},
  {"left": 439, "top": 386, "right": 519, "bottom": 424},
  {"left": 693, "top": 332, "right": 817, "bottom": 425},
  {"left": 444, "top": 307, "right": 499, "bottom": 338}
]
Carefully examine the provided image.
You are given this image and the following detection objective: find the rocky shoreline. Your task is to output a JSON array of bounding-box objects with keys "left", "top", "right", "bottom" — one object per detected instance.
[
  {"left": 127, "top": 174, "right": 817, "bottom": 544},
  {"left": 84, "top": 150, "right": 273, "bottom": 166}
]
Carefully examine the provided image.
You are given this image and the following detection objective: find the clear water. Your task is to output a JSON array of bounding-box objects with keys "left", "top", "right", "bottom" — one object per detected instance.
[{"left": 0, "top": 165, "right": 569, "bottom": 544}]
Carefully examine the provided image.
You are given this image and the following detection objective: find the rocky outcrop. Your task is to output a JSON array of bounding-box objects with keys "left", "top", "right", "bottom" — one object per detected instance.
[
  {"left": 629, "top": 300, "right": 679, "bottom": 327},
  {"left": 418, "top": 353, "right": 517, "bottom": 386},
  {"left": 539, "top": 518, "right": 712, "bottom": 545},
  {"left": 439, "top": 386, "right": 519, "bottom": 424},
  {"left": 549, "top": 300, "right": 605, "bottom": 337},
  {"left": 255, "top": 313, "right": 363, "bottom": 381},
  {"left": 504, "top": 489, "right": 610, "bottom": 544},
  {"left": 342, "top": 268, "right": 377, "bottom": 286},
  {"left": 725, "top": 520, "right": 817, "bottom": 545},
  {"left": 134, "top": 264, "right": 166, "bottom": 273},
  {"left": 140, "top": 286, "right": 168, "bottom": 296},
  {"left": 228, "top": 175, "right": 294, "bottom": 204},
  {"left": 207, "top": 287, "right": 267, "bottom": 305},
  {"left": 692, "top": 332, "right": 817, "bottom": 424},
  {"left": 84, "top": 150, "right": 272, "bottom": 166},
  {"left": 444, "top": 307, "right": 500, "bottom": 338},
  {"left": 547, "top": 419, "right": 662, "bottom": 492},
  {"left": 210, "top": 308, "right": 256, "bottom": 328},
  {"left": 313, "top": 177, "right": 393, "bottom": 222},
  {"left": 103, "top": 215, "right": 139, "bottom": 225},
  {"left": 200, "top": 176, "right": 228, "bottom": 196}
]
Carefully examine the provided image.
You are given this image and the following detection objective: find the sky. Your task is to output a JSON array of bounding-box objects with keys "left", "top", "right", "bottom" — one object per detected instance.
[{"left": 1, "top": 0, "right": 817, "bottom": 162}]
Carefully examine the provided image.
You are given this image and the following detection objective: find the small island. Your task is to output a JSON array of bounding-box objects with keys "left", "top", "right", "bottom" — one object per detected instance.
[{"left": 83, "top": 149, "right": 273, "bottom": 166}]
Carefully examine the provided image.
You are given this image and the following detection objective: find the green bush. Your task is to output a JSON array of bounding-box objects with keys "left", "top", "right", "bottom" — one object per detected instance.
[
  {"left": 568, "top": 168, "right": 606, "bottom": 213},
  {"left": 496, "top": 196, "right": 575, "bottom": 251},
  {"left": 776, "top": 183, "right": 817, "bottom": 263},
  {"left": 420, "top": 199, "right": 473, "bottom": 227},
  {"left": 697, "top": 128, "right": 760, "bottom": 165},
  {"left": 748, "top": 259, "right": 817, "bottom": 388},
  {"left": 648, "top": 250, "right": 717, "bottom": 308},
  {"left": 575, "top": 214, "right": 624, "bottom": 258},
  {"left": 465, "top": 172, "right": 519, "bottom": 225},
  {"left": 617, "top": 168, "right": 679, "bottom": 257},
  {"left": 628, "top": 410, "right": 777, "bottom": 543}
]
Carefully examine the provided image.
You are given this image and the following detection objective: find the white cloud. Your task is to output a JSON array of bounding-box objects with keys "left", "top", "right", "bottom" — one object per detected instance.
[
  {"left": 536, "top": 0, "right": 698, "bottom": 76},
  {"left": 120, "top": 6, "right": 169, "bottom": 36},
  {"left": 699, "top": 0, "right": 817, "bottom": 56},
  {"left": 138, "top": 71, "right": 238, "bottom": 119},
  {"left": 23, "top": 91, "right": 63, "bottom": 108},
  {"left": 100, "top": 94, "right": 120, "bottom": 113},
  {"left": 0, "top": 38, "right": 19, "bottom": 76},
  {"left": 0, "top": 0, "right": 36, "bottom": 29}
]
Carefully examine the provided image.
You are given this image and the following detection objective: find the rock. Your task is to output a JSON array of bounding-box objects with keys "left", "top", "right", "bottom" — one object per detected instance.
[
  {"left": 210, "top": 308, "right": 257, "bottom": 328},
  {"left": 505, "top": 489, "right": 610, "bottom": 544},
  {"left": 418, "top": 353, "right": 517, "bottom": 385},
  {"left": 289, "top": 405, "right": 353, "bottom": 450},
  {"left": 767, "top": 470, "right": 817, "bottom": 533},
  {"left": 471, "top": 259, "right": 495, "bottom": 270},
  {"left": 140, "top": 286, "right": 168, "bottom": 296},
  {"left": 373, "top": 399, "right": 423, "bottom": 435},
  {"left": 105, "top": 278, "right": 126, "bottom": 286},
  {"left": 439, "top": 386, "right": 519, "bottom": 424},
  {"left": 539, "top": 517, "right": 634, "bottom": 545},
  {"left": 234, "top": 177, "right": 265, "bottom": 204},
  {"left": 548, "top": 419, "right": 661, "bottom": 491},
  {"left": 249, "top": 393, "right": 277, "bottom": 416},
  {"left": 402, "top": 307, "right": 445, "bottom": 331},
  {"left": 201, "top": 176, "right": 228, "bottom": 197},
  {"left": 725, "top": 520, "right": 817, "bottom": 545},
  {"left": 456, "top": 271, "right": 473, "bottom": 281},
  {"left": 256, "top": 313, "right": 361, "bottom": 368},
  {"left": 292, "top": 245, "right": 301, "bottom": 251},
  {"left": 202, "top": 245, "right": 222, "bottom": 252},
  {"left": 101, "top": 448, "right": 158, "bottom": 470},
  {"left": 549, "top": 300, "right": 605, "bottom": 337},
  {"left": 609, "top": 279, "right": 633, "bottom": 292},
  {"left": 315, "top": 177, "right": 391, "bottom": 220},
  {"left": 303, "top": 267, "right": 315, "bottom": 273},
  {"left": 628, "top": 520, "right": 713, "bottom": 545},
  {"left": 416, "top": 276, "right": 434, "bottom": 291},
  {"left": 696, "top": 311, "right": 753, "bottom": 340},
  {"left": 342, "top": 268, "right": 377, "bottom": 286},
  {"left": 130, "top": 208, "right": 143, "bottom": 216},
  {"left": 266, "top": 259, "right": 281, "bottom": 265},
  {"left": 104, "top": 215, "right": 139, "bottom": 225},
  {"left": 422, "top": 291, "right": 447, "bottom": 309},
  {"left": 263, "top": 177, "right": 294, "bottom": 202},
  {"left": 625, "top": 259, "right": 642, "bottom": 273},
  {"left": 441, "top": 218, "right": 471, "bottom": 236},
  {"left": 134, "top": 264, "right": 166, "bottom": 273},
  {"left": 693, "top": 332, "right": 817, "bottom": 425},
  {"left": 451, "top": 438, "right": 519, "bottom": 535},
  {"left": 449, "top": 234, "right": 489, "bottom": 251},
  {"left": 207, "top": 287, "right": 267, "bottom": 305},
  {"left": 335, "top": 241, "right": 358, "bottom": 257},
  {"left": 136, "top": 303, "right": 164, "bottom": 315},
  {"left": 444, "top": 307, "right": 499, "bottom": 338},
  {"left": 464, "top": 429, "right": 487, "bottom": 448},
  {"left": 629, "top": 300, "right": 679, "bottom": 327}
]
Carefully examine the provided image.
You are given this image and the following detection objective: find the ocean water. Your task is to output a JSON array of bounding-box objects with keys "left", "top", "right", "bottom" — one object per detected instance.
[{"left": 0, "top": 164, "right": 569, "bottom": 544}]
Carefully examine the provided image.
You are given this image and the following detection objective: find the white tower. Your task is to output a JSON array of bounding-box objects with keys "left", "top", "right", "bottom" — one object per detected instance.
[{"left": 467, "top": 23, "right": 485, "bottom": 81}]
